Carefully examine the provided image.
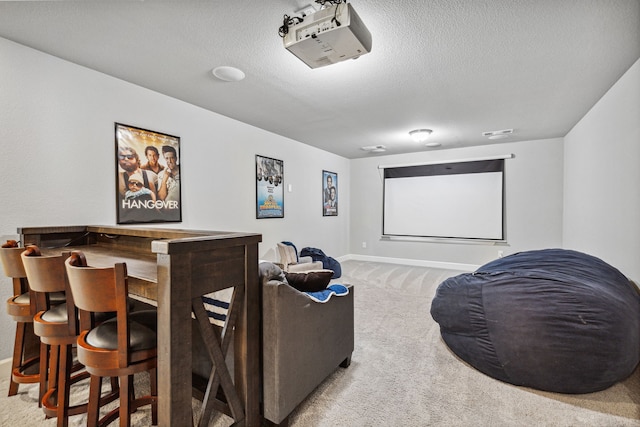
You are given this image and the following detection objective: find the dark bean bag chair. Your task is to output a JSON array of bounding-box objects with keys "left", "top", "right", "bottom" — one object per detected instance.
[{"left": 430, "top": 248, "right": 640, "bottom": 393}]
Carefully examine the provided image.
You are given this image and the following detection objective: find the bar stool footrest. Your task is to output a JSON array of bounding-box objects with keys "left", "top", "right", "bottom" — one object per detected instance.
[{"left": 12, "top": 355, "right": 40, "bottom": 384}]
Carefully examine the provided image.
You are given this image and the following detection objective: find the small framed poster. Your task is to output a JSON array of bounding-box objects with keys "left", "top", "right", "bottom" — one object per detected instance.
[
  {"left": 323, "top": 170, "right": 338, "bottom": 216},
  {"left": 115, "top": 123, "right": 182, "bottom": 224},
  {"left": 256, "top": 155, "right": 284, "bottom": 219}
]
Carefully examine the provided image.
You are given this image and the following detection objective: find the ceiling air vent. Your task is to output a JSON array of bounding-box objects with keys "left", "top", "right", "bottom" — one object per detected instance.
[
  {"left": 361, "top": 145, "right": 386, "bottom": 153},
  {"left": 483, "top": 129, "right": 513, "bottom": 140}
]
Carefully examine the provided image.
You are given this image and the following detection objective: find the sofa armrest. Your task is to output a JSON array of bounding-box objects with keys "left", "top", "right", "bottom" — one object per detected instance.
[{"left": 262, "top": 280, "right": 354, "bottom": 424}]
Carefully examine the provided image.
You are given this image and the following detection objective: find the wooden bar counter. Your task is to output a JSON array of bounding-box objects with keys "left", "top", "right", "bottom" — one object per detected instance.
[{"left": 19, "top": 225, "right": 263, "bottom": 427}]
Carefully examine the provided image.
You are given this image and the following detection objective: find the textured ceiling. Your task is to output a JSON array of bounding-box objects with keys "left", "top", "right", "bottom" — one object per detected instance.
[{"left": 0, "top": 0, "right": 638, "bottom": 159}]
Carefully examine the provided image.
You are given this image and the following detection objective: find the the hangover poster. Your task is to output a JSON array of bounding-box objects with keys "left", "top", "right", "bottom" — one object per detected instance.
[
  {"left": 256, "top": 155, "right": 284, "bottom": 219},
  {"left": 115, "top": 123, "right": 182, "bottom": 224}
]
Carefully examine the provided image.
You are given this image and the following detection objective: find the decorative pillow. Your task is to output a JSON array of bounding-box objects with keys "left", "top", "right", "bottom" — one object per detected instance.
[
  {"left": 202, "top": 287, "right": 233, "bottom": 327},
  {"left": 284, "top": 270, "right": 334, "bottom": 292},
  {"left": 259, "top": 261, "right": 286, "bottom": 283}
]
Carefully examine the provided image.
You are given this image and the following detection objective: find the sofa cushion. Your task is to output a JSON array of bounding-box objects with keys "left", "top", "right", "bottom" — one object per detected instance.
[{"left": 284, "top": 270, "right": 333, "bottom": 292}]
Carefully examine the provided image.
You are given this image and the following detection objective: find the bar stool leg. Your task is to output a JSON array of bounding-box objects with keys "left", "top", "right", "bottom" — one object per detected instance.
[
  {"left": 8, "top": 322, "right": 25, "bottom": 396},
  {"left": 48, "top": 345, "right": 60, "bottom": 408},
  {"left": 120, "top": 375, "right": 132, "bottom": 427},
  {"left": 7, "top": 321, "right": 40, "bottom": 396},
  {"left": 8, "top": 321, "right": 41, "bottom": 395},
  {"left": 56, "top": 343, "right": 72, "bottom": 427},
  {"left": 150, "top": 368, "right": 158, "bottom": 425},
  {"left": 37, "top": 341, "right": 49, "bottom": 407},
  {"left": 87, "top": 375, "right": 102, "bottom": 427}
]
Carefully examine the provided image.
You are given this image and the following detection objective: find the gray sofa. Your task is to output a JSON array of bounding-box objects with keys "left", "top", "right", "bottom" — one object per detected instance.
[
  {"left": 260, "top": 262, "right": 354, "bottom": 426},
  {"left": 191, "top": 262, "right": 354, "bottom": 426}
]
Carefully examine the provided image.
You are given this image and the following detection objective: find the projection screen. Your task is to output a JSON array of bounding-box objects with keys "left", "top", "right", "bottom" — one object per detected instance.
[{"left": 382, "top": 159, "right": 505, "bottom": 240}]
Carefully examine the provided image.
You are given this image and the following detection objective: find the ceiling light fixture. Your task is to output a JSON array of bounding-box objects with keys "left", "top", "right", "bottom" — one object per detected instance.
[
  {"left": 409, "top": 129, "right": 433, "bottom": 143},
  {"left": 425, "top": 142, "right": 441, "bottom": 148},
  {"left": 211, "top": 66, "right": 245, "bottom": 82}
]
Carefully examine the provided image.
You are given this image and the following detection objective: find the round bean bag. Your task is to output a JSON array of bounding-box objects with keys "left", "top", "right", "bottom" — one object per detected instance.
[{"left": 430, "top": 248, "right": 640, "bottom": 393}]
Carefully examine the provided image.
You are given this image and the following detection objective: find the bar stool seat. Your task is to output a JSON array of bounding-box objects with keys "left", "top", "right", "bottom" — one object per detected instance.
[
  {"left": 8, "top": 291, "right": 65, "bottom": 318},
  {"left": 39, "top": 301, "right": 69, "bottom": 324},
  {"left": 6, "top": 292, "right": 32, "bottom": 320}
]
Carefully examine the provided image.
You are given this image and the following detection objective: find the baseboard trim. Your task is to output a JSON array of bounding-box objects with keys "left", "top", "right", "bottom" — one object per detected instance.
[
  {"left": 336, "top": 254, "right": 478, "bottom": 272},
  {"left": 0, "top": 357, "right": 11, "bottom": 379}
]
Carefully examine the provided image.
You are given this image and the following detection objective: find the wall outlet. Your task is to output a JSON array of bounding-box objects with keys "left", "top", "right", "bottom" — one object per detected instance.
[
  {"left": 498, "top": 250, "right": 504, "bottom": 258},
  {"left": 362, "top": 242, "right": 367, "bottom": 248}
]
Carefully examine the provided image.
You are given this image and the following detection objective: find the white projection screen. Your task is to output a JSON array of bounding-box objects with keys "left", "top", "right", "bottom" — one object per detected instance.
[{"left": 382, "top": 159, "right": 505, "bottom": 240}]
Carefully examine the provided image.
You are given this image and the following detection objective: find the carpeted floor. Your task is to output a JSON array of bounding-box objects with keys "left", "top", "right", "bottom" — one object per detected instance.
[{"left": 2, "top": 260, "right": 640, "bottom": 426}]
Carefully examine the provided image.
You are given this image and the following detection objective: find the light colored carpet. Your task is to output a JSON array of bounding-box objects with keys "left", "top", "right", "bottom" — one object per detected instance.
[{"left": 1, "top": 260, "right": 640, "bottom": 426}]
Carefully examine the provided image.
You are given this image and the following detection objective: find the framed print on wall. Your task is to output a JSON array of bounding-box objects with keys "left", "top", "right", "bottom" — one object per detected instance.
[
  {"left": 115, "top": 123, "right": 182, "bottom": 224},
  {"left": 323, "top": 170, "right": 338, "bottom": 216},
  {"left": 256, "top": 155, "right": 284, "bottom": 219}
]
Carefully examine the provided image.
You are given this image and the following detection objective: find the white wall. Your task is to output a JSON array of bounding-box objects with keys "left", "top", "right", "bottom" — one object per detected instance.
[
  {"left": 564, "top": 58, "right": 640, "bottom": 282},
  {"left": 350, "top": 138, "right": 565, "bottom": 269},
  {"left": 0, "top": 38, "right": 350, "bottom": 358}
]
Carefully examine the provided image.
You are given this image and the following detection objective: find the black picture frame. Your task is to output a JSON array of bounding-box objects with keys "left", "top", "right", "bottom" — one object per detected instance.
[
  {"left": 323, "top": 170, "right": 338, "bottom": 216},
  {"left": 115, "top": 123, "right": 182, "bottom": 224},
  {"left": 256, "top": 155, "right": 284, "bottom": 219}
]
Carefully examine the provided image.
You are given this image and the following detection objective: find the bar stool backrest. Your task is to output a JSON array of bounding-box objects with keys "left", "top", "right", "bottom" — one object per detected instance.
[
  {"left": 21, "top": 246, "right": 67, "bottom": 294},
  {"left": 1, "top": 243, "right": 30, "bottom": 299},
  {"left": 65, "top": 259, "right": 124, "bottom": 315},
  {"left": 0, "top": 246, "right": 27, "bottom": 280}
]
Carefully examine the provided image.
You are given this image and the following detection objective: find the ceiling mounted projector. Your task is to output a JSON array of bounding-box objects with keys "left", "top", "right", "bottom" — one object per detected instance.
[{"left": 282, "top": 3, "right": 372, "bottom": 68}]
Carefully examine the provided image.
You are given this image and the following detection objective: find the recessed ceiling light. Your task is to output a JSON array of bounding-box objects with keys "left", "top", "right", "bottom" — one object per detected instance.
[
  {"left": 425, "top": 142, "right": 441, "bottom": 147},
  {"left": 211, "top": 66, "right": 245, "bottom": 82}
]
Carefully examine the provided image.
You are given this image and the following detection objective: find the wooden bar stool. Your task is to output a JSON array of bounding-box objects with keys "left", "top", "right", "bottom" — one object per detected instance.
[
  {"left": 65, "top": 251, "right": 158, "bottom": 427},
  {"left": 0, "top": 240, "right": 63, "bottom": 398},
  {"left": 22, "top": 246, "right": 118, "bottom": 426}
]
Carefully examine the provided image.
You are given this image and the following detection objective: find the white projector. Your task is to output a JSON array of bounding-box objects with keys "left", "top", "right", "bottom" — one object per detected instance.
[{"left": 283, "top": 3, "right": 372, "bottom": 68}]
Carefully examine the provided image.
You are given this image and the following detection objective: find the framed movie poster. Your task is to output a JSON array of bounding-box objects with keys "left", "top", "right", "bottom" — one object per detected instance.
[
  {"left": 323, "top": 170, "right": 338, "bottom": 216},
  {"left": 115, "top": 123, "right": 182, "bottom": 224},
  {"left": 256, "top": 155, "right": 284, "bottom": 219}
]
